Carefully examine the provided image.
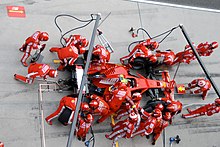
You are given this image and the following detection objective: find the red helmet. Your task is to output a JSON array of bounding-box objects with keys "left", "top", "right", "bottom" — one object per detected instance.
[
  {"left": 93, "top": 45, "right": 102, "bottom": 54},
  {"left": 155, "top": 103, "right": 164, "bottom": 111},
  {"left": 144, "top": 39, "right": 159, "bottom": 50},
  {"left": 79, "top": 47, "right": 87, "bottom": 54},
  {"left": 211, "top": 41, "right": 218, "bottom": 49},
  {"left": 166, "top": 103, "right": 175, "bottom": 112},
  {"left": 89, "top": 100, "right": 99, "bottom": 109},
  {"left": 92, "top": 45, "right": 103, "bottom": 58},
  {"left": 129, "top": 111, "right": 138, "bottom": 122},
  {"left": 215, "top": 98, "right": 220, "bottom": 105},
  {"left": 152, "top": 109, "right": 162, "bottom": 118},
  {"left": 81, "top": 102, "right": 90, "bottom": 112},
  {"left": 198, "top": 79, "right": 206, "bottom": 87},
  {"left": 85, "top": 114, "right": 94, "bottom": 123},
  {"left": 163, "top": 112, "right": 171, "bottom": 121},
  {"left": 39, "top": 32, "right": 49, "bottom": 41},
  {"left": 132, "top": 92, "right": 142, "bottom": 101},
  {"left": 81, "top": 38, "right": 89, "bottom": 47},
  {"left": 166, "top": 101, "right": 182, "bottom": 112},
  {"left": 48, "top": 69, "right": 58, "bottom": 78},
  {"left": 151, "top": 41, "right": 159, "bottom": 50}
]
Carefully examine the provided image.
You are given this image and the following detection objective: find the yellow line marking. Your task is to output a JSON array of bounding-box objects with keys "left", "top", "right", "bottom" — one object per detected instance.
[
  {"left": 53, "top": 59, "right": 61, "bottom": 64},
  {"left": 8, "top": 10, "right": 24, "bottom": 13}
]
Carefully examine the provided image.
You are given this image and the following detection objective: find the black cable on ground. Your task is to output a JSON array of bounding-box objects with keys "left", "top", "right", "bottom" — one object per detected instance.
[
  {"left": 128, "top": 25, "right": 179, "bottom": 52},
  {"left": 151, "top": 25, "right": 179, "bottom": 43},
  {"left": 127, "top": 25, "right": 184, "bottom": 83},
  {"left": 54, "top": 14, "right": 96, "bottom": 47},
  {"left": 137, "top": 27, "right": 152, "bottom": 39}
]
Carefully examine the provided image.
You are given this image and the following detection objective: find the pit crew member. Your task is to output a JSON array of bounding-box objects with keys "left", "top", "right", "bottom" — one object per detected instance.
[
  {"left": 49, "top": 44, "right": 79, "bottom": 71},
  {"left": 45, "top": 96, "right": 90, "bottom": 125},
  {"left": 182, "top": 98, "right": 220, "bottom": 118},
  {"left": 19, "top": 31, "right": 49, "bottom": 67},
  {"left": 76, "top": 113, "right": 94, "bottom": 142},
  {"left": 120, "top": 39, "right": 159, "bottom": 65},
  {"left": 186, "top": 78, "right": 211, "bottom": 100},
  {"left": 88, "top": 94, "right": 110, "bottom": 122},
  {"left": 14, "top": 62, "right": 57, "bottom": 84}
]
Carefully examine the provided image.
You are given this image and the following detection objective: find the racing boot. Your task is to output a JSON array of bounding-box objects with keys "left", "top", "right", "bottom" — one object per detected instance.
[
  {"left": 182, "top": 114, "right": 186, "bottom": 118},
  {"left": 105, "top": 134, "right": 112, "bottom": 140},
  {"left": 187, "top": 108, "right": 192, "bottom": 113},
  {"left": 14, "top": 74, "right": 28, "bottom": 83},
  {"left": 21, "top": 61, "right": 28, "bottom": 67},
  {"left": 202, "top": 95, "right": 206, "bottom": 100},
  {"left": 82, "top": 137, "right": 86, "bottom": 142},
  {"left": 19, "top": 44, "right": 27, "bottom": 52},
  {"left": 77, "top": 136, "right": 81, "bottom": 141},
  {"left": 19, "top": 47, "right": 24, "bottom": 52},
  {"left": 45, "top": 118, "right": 52, "bottom": 125}
]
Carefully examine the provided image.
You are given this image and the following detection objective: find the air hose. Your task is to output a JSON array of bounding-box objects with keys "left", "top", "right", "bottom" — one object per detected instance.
[
  {"left": 54, "top": 14, "right": 96, "bottom": 47},
  {"left": 128, "top": 25, "right": 179, "bottom": 52}
]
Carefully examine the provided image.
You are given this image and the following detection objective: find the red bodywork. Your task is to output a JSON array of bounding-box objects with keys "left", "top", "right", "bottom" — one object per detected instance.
[
  {"left": 88, "top": 62, "right": 129, "bottom": 75},
  {"left": 89, "top": 63, "right": 169, "bottom": 96}
]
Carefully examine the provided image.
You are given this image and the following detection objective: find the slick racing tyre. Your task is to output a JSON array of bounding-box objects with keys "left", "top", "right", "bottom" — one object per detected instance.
[
  {"left": 130, "top": 58, "right": 145, "bottom": 70},
  {"left": 58, "top": 107, "right": 72, "bottom": 126}
]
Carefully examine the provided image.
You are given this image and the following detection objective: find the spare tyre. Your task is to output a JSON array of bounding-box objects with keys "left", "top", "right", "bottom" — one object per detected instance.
[{"left": 58, "top": 107, "right": 72, "bottom": 126}]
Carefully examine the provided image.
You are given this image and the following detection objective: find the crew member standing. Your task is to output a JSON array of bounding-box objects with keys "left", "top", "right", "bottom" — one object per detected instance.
[
  {"left": 76, "top": 113, "right": 94, "bottom": 142},
  {"left": 19, "top": 31, "right": 49, "bottom": 67}
]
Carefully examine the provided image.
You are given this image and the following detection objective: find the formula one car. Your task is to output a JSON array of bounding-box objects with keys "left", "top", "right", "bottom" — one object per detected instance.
[{"left": 87, "top": 62, "right": 173, "bottom": 99}]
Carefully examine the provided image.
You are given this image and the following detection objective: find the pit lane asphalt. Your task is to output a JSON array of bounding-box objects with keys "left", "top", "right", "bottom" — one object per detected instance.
[
  {"left": 131, "top": 0, "right": 220, "bottom": 10},
  {"left": 0, "top": 0, "right": 220, "bottom": 147}
]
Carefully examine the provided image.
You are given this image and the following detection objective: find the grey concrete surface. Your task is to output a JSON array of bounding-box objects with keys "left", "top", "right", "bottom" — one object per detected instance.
[
  {"left": 0, "top": 0, "right": 220, "bottom": 147},
  {"left": 130, "top": 0, "right": 220, "bottom": 10}
]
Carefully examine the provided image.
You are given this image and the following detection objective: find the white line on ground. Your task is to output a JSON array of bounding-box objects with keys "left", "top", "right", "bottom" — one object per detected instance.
[{"left": 127, "top": 0, "right": 220, "bottom": 13}]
